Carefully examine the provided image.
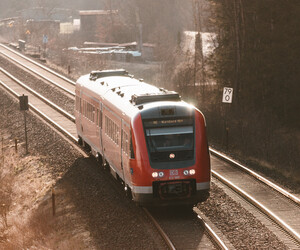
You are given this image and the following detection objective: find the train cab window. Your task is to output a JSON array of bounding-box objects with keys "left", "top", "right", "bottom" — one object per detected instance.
[{"left": 145, "top": 126, "right": 194, "bottom": 162}]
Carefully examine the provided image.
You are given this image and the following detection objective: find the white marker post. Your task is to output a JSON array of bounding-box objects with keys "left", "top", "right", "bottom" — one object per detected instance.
[
  {"left": 222, "top": 87, "right": 233, "bottom": 151},
  {"left": 222, "top": 87, "right": 233, "bottom": 103}
]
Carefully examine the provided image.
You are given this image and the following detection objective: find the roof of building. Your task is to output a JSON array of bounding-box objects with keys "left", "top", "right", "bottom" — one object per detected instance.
[{"left": 79, "top": 10, "right": 118, "bottom": 16}]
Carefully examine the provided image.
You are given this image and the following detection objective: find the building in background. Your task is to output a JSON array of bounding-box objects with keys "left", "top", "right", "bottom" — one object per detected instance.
[
  {"left": 79, "top": 10, "right": 118, "bottom": 42},
  {"left": 18, "top": 7, "right": 76, "bottom": 22}
]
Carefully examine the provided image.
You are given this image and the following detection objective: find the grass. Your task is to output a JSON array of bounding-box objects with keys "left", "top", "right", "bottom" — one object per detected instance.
[{"left": 0, "top": 138, "right": 90, "bottom": 249}]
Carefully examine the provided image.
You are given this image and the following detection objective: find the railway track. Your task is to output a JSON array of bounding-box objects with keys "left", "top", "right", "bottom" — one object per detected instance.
[
  {"left": 210, "top": 154, "right": 300, "bottom": 248},
  {"left": 0, "top": 67, "right": 77, "bottom": 141},
  {"left": 144, "top": 206, "right": 230, "bottom": 249},
  {"left": 0, "top": 43, "right": 75, "bottom": 98},
  {"left": 0, "top": 47, "right": 299, "bottom": 249}
]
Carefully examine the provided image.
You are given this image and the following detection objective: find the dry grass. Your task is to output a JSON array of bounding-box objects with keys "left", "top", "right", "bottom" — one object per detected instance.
[
  {"left": 0, "top": 151, "right": 14, "bottom": 232},
  {"left": 0, "top": 139, "right": 91, "bottom": 249}
]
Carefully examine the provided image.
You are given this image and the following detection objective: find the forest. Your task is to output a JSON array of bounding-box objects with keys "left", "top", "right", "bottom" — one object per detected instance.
[{"left": 195, "top": 0, "right": 299, "bottom": 181}]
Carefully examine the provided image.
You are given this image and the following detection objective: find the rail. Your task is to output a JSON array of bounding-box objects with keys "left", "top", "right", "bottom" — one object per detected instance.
[{"left": 209, "top": 147, "right": 300, "bottom": 206}]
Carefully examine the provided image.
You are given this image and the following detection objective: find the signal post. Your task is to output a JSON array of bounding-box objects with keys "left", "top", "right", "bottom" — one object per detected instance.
[{"left": 19, "top": 94, "right": 29, "bottom": 154}]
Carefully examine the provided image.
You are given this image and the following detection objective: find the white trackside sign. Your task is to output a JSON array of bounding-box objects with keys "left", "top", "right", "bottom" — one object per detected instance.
[{"left": 222, "top": 87, "right": 233, "bottom": 103}]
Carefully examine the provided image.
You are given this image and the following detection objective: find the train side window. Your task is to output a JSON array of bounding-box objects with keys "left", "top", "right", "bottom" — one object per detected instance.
[
  {"left": 83, "top": 100, "right": 85, "bottom": 116},
  {"left": 104, "top": 115, "right": 119, "bottom": 145},
  {"left": 110, "top": 120, "right": 112, "bottom": 138},
  {"left": 115, "top": 124, "right": 118, "bottom": 144},
  {"left": 86, "top": 102, "right": 89, "bottom": 118},
  {"left": 110, "top": 120, "right": 113, "bottom": 139},
  {"left": 116, "top": 124, "right": 119, "bottom": 144},
  {"left": 130, "top": 137, "right": 135, "bottom": 159},
  {"left": 122, "top": 130, "right": 127, "bottom": 154},
  {"left": 107, "top": 117, "right": 109, "bottom": 134},
  {"left": 84, "top": 101, "right": 87, "bottom": 117},
  {"left": 89, "top": 104, "right": 91, "bottom": 120},
  {"left": 114, "top": 124, "right": 116, "bottom": 143},
  {"left": 87, "top": 103, "right": 89, "bottom": 119},
  {"left": 112, "top": 122, "right": 115, "bottom": 142},
  {"left": 92, "top": 106, "right": 95, "bottom": 122},
  {"left": 121, "top": 130, "right": 125, "bottom": 154},
  {"left": 111, "top": 121, "right": 114, "bottom": 141},
  {"left": 88, "top": 103, "right": 93, "bottom": 121},
  {"left": 125, "top": 132, "right": 129, "bottom": 155},
  {"left": 83, "top": 100, "right": 86, "bottom": 117},
  {"left": 79, "top": 97, "right": 82, "bottom": 113},
  {"left": 100, "top": 110, "right": 102, "bottom": 128},
  {"left": 109, "top": 118, "right": 111, "bottom": 135},
  {"left": 113, "top": 123, "right": 115, "bottom": 143},
  {"left": 98, "top": 109, "right": 101, "bottom": 127},
  {"left": 105, "top": 116, "right": 108, "bottom": 134},
  {"left": 96, "top": 109, "right": 99, "bottom": 127}
]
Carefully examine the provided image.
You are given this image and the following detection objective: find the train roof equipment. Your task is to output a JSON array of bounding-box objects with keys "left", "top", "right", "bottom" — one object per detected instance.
[
  {"left": 89, "top": 69, "right": 129, "bottom": 81},
  {"left": 130, "top": 92, "right": 181, "bottom": 105},
  {"left": 77, "top": 69, "right": 182, "bottom": 112}
]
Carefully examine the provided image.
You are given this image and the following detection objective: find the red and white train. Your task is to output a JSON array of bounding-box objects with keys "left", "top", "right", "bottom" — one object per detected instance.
[{"left": 75, "top": 69, "right": 210, "bottom": 206}]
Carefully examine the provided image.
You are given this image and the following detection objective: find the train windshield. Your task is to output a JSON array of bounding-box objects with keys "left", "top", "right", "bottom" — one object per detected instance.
[
  {"left": 145, "top": 124, "right": 194, "bottom": 162},
  {"left": 146, "top": 126, "right": 193, "bottom": 151}
]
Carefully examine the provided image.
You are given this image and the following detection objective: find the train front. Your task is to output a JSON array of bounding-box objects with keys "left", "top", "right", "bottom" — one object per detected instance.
[{"left": 129, "top": 102, "right": 211, "bottom": 206}]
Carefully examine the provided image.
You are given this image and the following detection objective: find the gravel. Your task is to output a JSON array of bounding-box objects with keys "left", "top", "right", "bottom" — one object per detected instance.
[
  {"left": 0, "top": 56, "right": 75, "bottom": 115},
  {"left": 197, "top": 182, "right": 288, "bottom": 249}
]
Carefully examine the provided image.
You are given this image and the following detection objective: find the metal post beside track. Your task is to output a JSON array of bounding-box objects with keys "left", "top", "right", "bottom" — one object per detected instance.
[
  {"left": 24, "top": 111, "right": 28, "bottom": 154},
  {"left": 52, "top": 188, "right": 56, "bottom": 216},
  {"left": 19, "top": 94, "right": 29, "bottom": 154},
  {"left": 15, "top": 138, "right": 18, "bottom": 153},
  {"left": 1, "top": 137, "right": 3, "bottom": 166}
]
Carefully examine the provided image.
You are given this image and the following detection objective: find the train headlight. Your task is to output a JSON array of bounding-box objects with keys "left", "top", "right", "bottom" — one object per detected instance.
[
  {"left": 152, "top": 172, "right": 158, "bottom": 178},
  {"left": 183, "top": 169, "right": 196, "bottom": 176},
  {"left": 189, "top": 169, "right": 196, "bottom": 175},
  {"left": 152, "top": 172, "right": 164, "bottom": 178}
]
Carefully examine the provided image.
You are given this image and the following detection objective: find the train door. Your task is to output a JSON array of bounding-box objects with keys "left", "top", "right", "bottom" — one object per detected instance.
[
  {"left": 120, "top": 120, "right": 125, "bottom": 181},
  {"left": 95, "top": 102, "right": 101, "bottom": 145},
  {"left": 99, "top": 102, "right": 104, "bottom": 156},
  {"left": 75, "top": 88, "right": 83, "bottom": 138}
]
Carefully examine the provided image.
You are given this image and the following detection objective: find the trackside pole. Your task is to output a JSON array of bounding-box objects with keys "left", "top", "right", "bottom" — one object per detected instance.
[
  {"left": 24, "top": 111, "right": 28, "bottom": 154},
  {"left": 19, "top": 94, "right": 29, "bottom": 154},
  {"left": 52, "top": 188, "right": 56, "bottom": 216}
]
